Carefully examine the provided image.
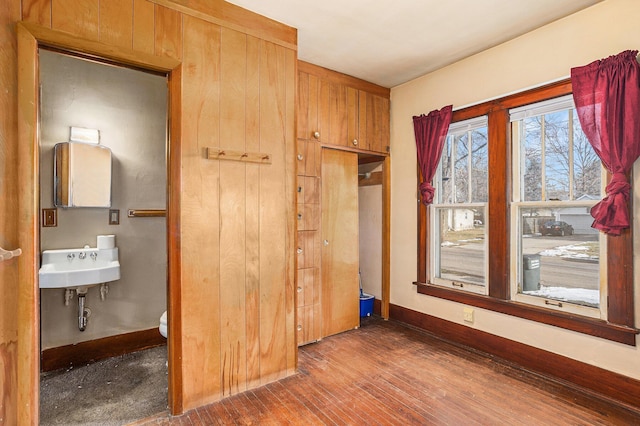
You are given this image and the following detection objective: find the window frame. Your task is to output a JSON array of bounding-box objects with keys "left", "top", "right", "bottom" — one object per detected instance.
[{"left": 415, "top": 80, "right": 637, "bottom": 345}]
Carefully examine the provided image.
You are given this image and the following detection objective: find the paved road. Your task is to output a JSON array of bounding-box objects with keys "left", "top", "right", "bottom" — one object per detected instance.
[{"left": 440, "top": 234, "right": 599, "bottom": 290}]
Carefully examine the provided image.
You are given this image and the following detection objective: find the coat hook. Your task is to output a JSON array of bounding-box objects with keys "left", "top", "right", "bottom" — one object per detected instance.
[
  {"left": 262, "top": 155, "right": 270, "bottom": 160},
  {"left": 218, "top": 150, "right": 226, "bottom": 156},
  {"left": 241, "top": 152, "right": 249, "bottom": 158}
]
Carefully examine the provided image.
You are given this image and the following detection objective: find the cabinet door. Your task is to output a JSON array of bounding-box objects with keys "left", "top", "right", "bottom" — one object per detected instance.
[
  {"left": 359, "top": 91, "right": 390, "bottom": 154},
  {"left": 321, "top": 148, "right": 359, "bottom": 337},
  {"left": 366, "top": 93, "right": 390, "bottom": 154}
]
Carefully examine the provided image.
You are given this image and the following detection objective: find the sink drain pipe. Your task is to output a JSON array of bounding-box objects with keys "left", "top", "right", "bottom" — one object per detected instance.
[{"left": 77, "top": 290, "right": 90, "bottom": 331}]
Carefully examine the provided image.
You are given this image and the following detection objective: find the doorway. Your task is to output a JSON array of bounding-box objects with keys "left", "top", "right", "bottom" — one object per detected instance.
[
  {"left": 17, "top": 23, "right": 183, "bottom": 423},
  {"left": 37, "top": 49, "right": 169, "bottom": 423}
]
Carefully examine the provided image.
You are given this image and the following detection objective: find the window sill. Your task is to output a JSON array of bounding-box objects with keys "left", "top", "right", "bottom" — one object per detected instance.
[{"left": 414, "top": 282, "right": 638, "bottom": 346}]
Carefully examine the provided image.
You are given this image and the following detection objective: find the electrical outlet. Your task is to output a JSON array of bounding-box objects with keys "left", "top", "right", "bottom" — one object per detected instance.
[{"left": 463, "top": 307, "right": 474, "bottom": 323}]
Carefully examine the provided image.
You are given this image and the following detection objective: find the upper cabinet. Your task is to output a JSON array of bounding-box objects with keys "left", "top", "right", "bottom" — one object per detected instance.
[{"left": 298, "top": 62, "right": 390, "bottom": 155}]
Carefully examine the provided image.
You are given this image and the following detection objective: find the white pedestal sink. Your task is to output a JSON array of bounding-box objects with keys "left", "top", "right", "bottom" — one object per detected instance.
[{"left": 39, "top": 246, "right": 120, "bottom": 291}]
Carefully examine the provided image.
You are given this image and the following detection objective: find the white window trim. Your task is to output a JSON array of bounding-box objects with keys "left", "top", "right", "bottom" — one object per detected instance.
[
  {"left": 510, "top": 96, "right": 607, "bottom": 319},
  {"left": 429, "top": 203, "right": 488, "bottom": 295}
]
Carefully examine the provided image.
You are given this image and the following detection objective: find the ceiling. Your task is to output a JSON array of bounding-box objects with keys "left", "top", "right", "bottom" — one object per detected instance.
[{"left": 226, "top": 0, "right": 601, "bottom": 88}]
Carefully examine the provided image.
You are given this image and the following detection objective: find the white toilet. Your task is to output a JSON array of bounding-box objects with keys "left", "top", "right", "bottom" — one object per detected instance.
[{"left": 159, "top": 311, "right": 168, "bottom": 338}]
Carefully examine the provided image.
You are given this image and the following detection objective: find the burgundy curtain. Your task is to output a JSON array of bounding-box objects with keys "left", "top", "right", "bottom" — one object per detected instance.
[
  {"left": 413, "top": 105, "right": 453, "bottom": 205},
  {"left": 571, "top": 50, "right": 640, "bottom": 235}
]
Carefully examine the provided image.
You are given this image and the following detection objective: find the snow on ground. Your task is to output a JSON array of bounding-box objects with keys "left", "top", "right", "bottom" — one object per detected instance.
[
  {"left": 539, "top": 244, "right": 595, "bottom": 260},
  {"left": 524, "top": 286, "right": 599, "bottom": 307}
]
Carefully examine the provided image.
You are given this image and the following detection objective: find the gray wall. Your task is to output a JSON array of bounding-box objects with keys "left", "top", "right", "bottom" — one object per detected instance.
[{"left": 39, "top": 50, "right": 167, "bottom": 350}]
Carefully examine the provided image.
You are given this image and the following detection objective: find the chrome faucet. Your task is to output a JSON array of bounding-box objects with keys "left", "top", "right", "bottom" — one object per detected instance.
[
  {"left": 78, "top": 252, "right": 86, "bottom": 260},
  {"left": 90, "top": 252, "right": 97, "bottom": 261}
]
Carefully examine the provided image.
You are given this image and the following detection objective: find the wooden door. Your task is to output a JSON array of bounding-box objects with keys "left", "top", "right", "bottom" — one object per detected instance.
[{"left": 321, "top": 148, "right": 359, "bottom": 337}]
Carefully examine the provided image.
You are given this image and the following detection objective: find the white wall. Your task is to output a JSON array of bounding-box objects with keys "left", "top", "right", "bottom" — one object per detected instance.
[
  {"left": 390, "top": 0, "right": 640, "bottom": 379},
  {"left": 39, "top": 51, "right": 168, "bottom": 349},
  {"left": 359, "top": 183, "right": 382, "bottom": 299}
]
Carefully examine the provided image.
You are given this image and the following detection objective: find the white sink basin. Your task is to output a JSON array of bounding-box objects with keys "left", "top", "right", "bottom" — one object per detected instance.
[{"left": 39, "top": 247, "right": 120, "bottom": 290}]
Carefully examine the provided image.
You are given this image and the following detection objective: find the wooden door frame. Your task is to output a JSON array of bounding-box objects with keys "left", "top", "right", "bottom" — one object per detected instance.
[{"left": 16, "top": 22, "right": 183, "bottom": 421}]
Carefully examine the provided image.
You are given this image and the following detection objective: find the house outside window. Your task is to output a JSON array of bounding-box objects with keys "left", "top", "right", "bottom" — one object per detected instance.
[{"left": 431, "top": 116, "right": 488, "bottom": 294}]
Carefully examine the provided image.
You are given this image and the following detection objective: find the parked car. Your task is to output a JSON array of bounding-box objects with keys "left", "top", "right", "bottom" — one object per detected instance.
[{"left": 540, "top": 221, "right": 574, "bottom": 236}]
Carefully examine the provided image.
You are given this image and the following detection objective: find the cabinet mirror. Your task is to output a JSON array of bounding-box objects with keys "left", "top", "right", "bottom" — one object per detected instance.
[{"left": 54, "top": 142, "right": 112, "bottom": 208}]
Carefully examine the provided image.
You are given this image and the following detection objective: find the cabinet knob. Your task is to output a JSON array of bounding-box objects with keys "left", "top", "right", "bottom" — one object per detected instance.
[
  {"left": 297, "top": 213, "right": 302, "bottom": 220},
  {"left": 352, "top": 139, "right": 358, "bottom": 146},
  {"left": 313, "top": 131, "right": 320, "bottom": 139},
  {"left": 297, "top": 325, "right": 302, "bottom": 331},
  {"left": 297, "top": 186, "right": 302, "bottom": 193},
  {"left": 323, "top": 239, "right": 329, "bottom": 246},
  {"left": 297, "top": 286, "right": 302, "bottom": 293},
  {"left": 297, "top": 247, "right": 303, "bottom": 254},
  {"left": 297, "top": 154, "right": 304, "bottom": 161}
]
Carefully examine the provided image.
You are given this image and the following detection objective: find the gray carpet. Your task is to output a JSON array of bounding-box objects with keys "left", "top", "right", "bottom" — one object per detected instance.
[{"left": 40, "top": 346, "right": 168, "bottom": 426}]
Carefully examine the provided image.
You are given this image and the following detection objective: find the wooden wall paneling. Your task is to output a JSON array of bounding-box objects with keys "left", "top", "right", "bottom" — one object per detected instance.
[
  {"left": 1, "top": 2, "right": 21, "bottom": 424},
  {"left": 307, "top": 74, "right": 319, "bottom": 141},
  {"left": 281, "top": 42, "right": 297, "bottom": 374},
  {"left": 358, "top": 90, "right": 369, "bottom": 151},
  {"left": 329, "top": 83, "right": 348, "bottom": 147},
  {"left": 366, "top": 94, "right": 382, "bottom": 153},
  {"left": 155, "top": 4, "right": 182, "bottom": 60},
  {"left": 297, "top": 71, "right": 309, "bottom": 140},
  {"left": 296, "top": 204, "right": 304, "bottom": 231},
  {"left": 381, "top": 156, "right": 391, "bottom": 319},
  {"left": 303, "top": 176, "right": 319, "bottom": 204},
  {"left": 379, "top": 96, "right": 390, "bottom": 154},
  {"left": 346, "top": 86, "right": 358, "bottom": 148},
  {"left": 51, "top": 0, "right": 99, "bottom": 40},
  {"left": 16, "top": 22, "right": 40, "bottom": 426},
  {"left": 244, "top": 34, "right": 262, "bottom": 389},
  {"left": 167, "top": 62, "right": 183, "bottom": 415},
  {"left": 296, "top": 269, "right": 307, "bottom": 307},
  {"left": 258, "top": 40, "right": 288, "bottom": 383},
  {"left": 321, "top": 149, "right": 359, "bottom": 337},
  {"left": 151, "top": 0, "right": 297, "bottom": 50},
  {"left": 296, "top": 139, "right": 307, "bottom": 175},
  {"left": 181, "top": 15, "right": 222, "bottom": 410},
  {"left": 133, "top": 0, "right": 155, "bottom": 54},
  {"left": 219, "top": 26, "right": 248, "bottom": 396},
  {"left": 21, "top": 0, "right": 51, "bottom": 26},
  {"left": 99, "top": 0, "right": 133, "bottom": 48},
  {"left": 297, "top": 231, "right": 315, "bottom": 269},
  {"left": 317, "top": 79, "right": 331, "bottom": 144}
]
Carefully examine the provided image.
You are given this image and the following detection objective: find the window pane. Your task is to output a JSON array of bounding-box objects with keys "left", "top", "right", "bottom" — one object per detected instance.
[
  {"left": 544, "top": 111, "right": 571, "bottom": 201},
  {"left": 435, "top": 207, "right": 486, "bottom": 286},
  {"left": 454, "top": 133, "right": 469, "bottom": 203},
  {"left": 519, "top": 207, "right": 600, "bottom": 308},
  {"left": 519, "top": 107, "right": 600, "bottom": 203},
  {"left": 523, "top": 118, "right": 542, "bottom": 201},
  {"left": 440, "top": 137, "right": 453, "bottom": 204},
  {"left": 471, "top": 127, "right": 488, "bottom": 203},
  {"left": 572, "top": 114, "right": 601, "bottom": 199}
]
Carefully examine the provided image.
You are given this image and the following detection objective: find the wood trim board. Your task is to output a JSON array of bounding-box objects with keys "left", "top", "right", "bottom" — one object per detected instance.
[
  {"left": 389, "top": 303, "right": 640, "bottom": 412},
  {"left": 41, "top": 329, "right": 167, "bottom": 372}
]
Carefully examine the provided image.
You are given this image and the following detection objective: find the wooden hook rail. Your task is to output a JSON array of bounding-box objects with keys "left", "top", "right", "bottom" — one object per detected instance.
[
  {"left": 206, "top": 148, "right": 272, "bottom": 164},
  {"left": 0, "top": 246, "right": 22, "bottom": 261}
]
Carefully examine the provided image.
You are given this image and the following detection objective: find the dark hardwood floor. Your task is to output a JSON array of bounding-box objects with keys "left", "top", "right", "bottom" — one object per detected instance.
[{"left": 136, "top": 316, "right": 640, "bottom": 425}]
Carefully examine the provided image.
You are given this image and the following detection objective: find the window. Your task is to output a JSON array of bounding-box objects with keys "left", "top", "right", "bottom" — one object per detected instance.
[
  {"left": 431, "top": 117, "right": 488, "bottom": 294},
  {"left": 510, "top": 95, "right": 605, "bottom": 318},
  {"left": 416, "top": 81, "right": 636, "bottom": 345}
]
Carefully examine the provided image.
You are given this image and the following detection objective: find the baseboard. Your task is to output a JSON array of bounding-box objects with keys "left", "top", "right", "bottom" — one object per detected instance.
[
  {"left": 389, "top": 303, "right": 640, "bottom": 412},
  {"left": 41, "top": 328, "right": 166, "bottom": 372}
]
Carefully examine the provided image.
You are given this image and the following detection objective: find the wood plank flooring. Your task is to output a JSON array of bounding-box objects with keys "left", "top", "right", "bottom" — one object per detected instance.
[{"left": 135, "top": 317, "right": 640, "bottom": 425}]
